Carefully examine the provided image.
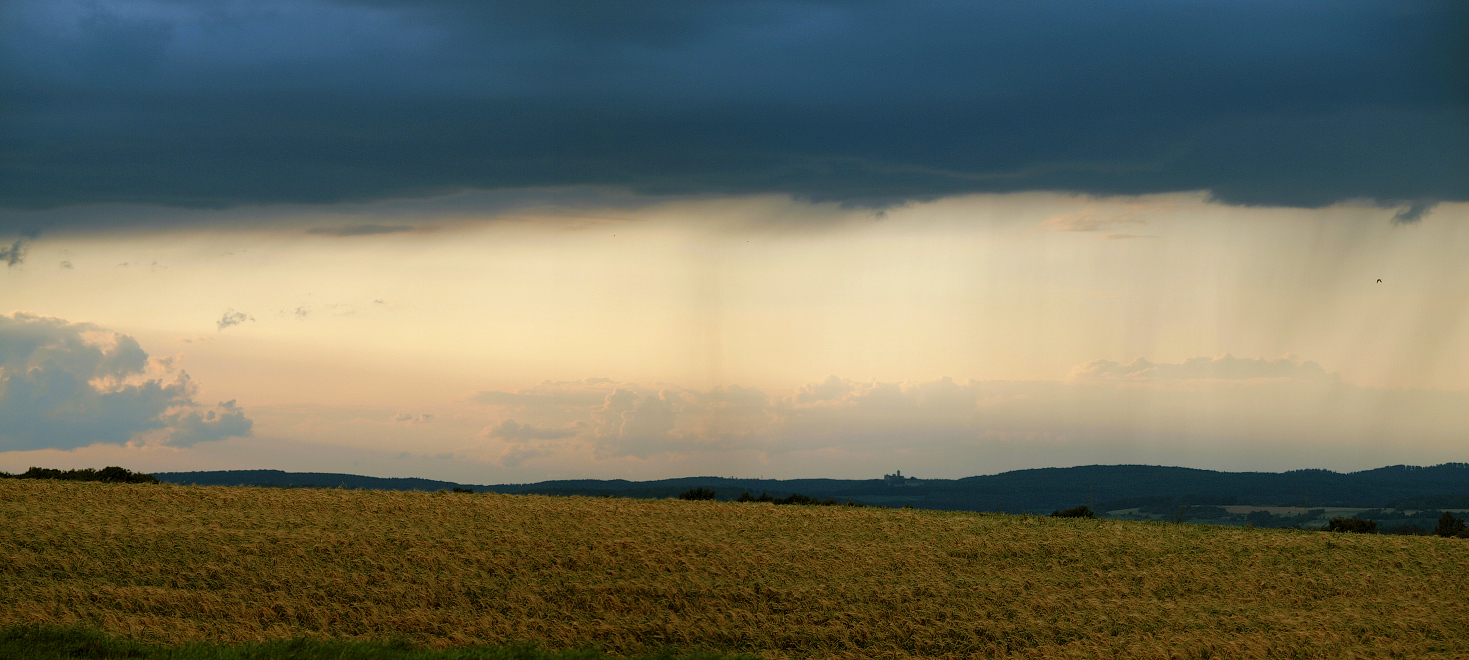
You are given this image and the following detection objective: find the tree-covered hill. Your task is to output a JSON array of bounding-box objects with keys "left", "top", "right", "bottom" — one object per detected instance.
[{"left": 152, "top": 463, "right": 1469, "bottom": 512}]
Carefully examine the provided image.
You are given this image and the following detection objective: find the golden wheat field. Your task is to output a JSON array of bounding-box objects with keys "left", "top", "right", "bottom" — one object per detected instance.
[{"left": 2, "top": 480, "right": 1467, "bottom": 659}]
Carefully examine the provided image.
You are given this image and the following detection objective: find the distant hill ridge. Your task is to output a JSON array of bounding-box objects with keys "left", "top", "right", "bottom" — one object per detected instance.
[{"left": 153, "top": 463, "right": 1469, "bottom": 512}]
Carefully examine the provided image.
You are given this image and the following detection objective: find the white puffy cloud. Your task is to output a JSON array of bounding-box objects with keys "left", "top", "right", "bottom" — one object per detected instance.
[
  {"left": 477, "top": 419, "right": 581, "bottom": 468},
  {"left": 482, "top": 419, "right": 576, "bottom": 441},
  {"left": 165, "top": 399, "right": 254, "bottom": 446},
  {"left": 122, "top": 354, "right": 1460, "bottom": 478},
  {"left": 216, "top": 310, "right": 253, "bottom": 331},
  {"left": 1069, "top": 354, "right": 1332, "bottom": 382},
  {"left": 0, "top": 312, "right": 253, "bottom": 451},
  {"left": 458, "top": 355, "right": 1469, "bottom": 473},
  {"left": 790, "top": 375, "right": 856, "bottom": 404},
  {"left": 590, "top": 388, "right": 682, "bottom": 458},
  {"left": 472, "top": 379, "right": 614, "bottom": 410}
]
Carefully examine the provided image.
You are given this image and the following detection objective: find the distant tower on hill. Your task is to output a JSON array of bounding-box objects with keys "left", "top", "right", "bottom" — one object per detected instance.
[{"left": 884, "top": 470, "right": 911, "bottom": 486}]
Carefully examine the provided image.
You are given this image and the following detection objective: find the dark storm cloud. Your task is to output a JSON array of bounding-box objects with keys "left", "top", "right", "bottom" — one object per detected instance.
[
  {"left": 1391, "top": 200, "right": 1438, "bottom": 224},
  {"left": 0, "top": 0, "right": 1465, "bottom": 231},
  {"left": 0, "top": 240, "right": 25, "bottom": 266}
]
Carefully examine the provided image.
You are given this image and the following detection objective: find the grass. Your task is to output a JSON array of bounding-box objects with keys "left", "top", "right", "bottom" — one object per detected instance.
[{"left": 3, "top": 480, "right": 1468, "bottom": 659}]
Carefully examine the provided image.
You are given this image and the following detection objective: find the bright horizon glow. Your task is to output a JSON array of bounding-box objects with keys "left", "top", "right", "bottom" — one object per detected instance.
[{"left": 3, "top": 192, "right": 1468, "bottom": 482}]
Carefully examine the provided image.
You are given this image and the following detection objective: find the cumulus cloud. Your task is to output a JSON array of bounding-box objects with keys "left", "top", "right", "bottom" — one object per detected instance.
[
  {"left": 216, "top": 310, "right": 253, "bottom": 331},
  {"left": 482, "top": 419, "right": 575, "bottom": 441},
  {"left": 1068, "top": 355, "right": 1332, "bottom": 382},
  {"left": 458, "top": 355, "right": 1469, "bottom": 473},
  {"left": 478, "top": 418, "right": 582, "bottom": 467},
  {"left": 791, "top": 375, "right": 856, "bottom": 404},
  {"left": 591, "top": 389, "right": 682, "bottom": 457},
  {"left": 472, "top": 376, "right": 985, "bottom": 460},
  {"left": 496, "top": 445, "right": 552, "bottom": 468},
  {"left": 473, "top": 379, "right": 618, "bottom": 410},
  {"left": 472, "top": 380, "right": 760, "bottom": 461},
  {"left": 0, "top": 312, "right": 253, "bottom": 450},
  {"left": 165, "top": 399, "right": 253, "bottom": 447}
]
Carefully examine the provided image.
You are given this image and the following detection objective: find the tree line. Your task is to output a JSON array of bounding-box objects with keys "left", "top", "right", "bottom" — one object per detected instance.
[
  {"left": 679, "top": 487, "right": 872, "bottom": 507},
  {"left": 0, "top": 467, "right": 158, "bottom": 484}
]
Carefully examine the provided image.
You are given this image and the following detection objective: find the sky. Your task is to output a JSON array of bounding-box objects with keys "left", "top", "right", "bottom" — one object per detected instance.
[{"left": 1, "top": 0, "right": 1467, "bottom": 482}]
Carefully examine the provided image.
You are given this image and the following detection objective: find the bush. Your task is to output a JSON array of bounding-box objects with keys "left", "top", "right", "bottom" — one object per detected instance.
[
  {"left": 678, "top": 487, "right": 717, "bottom": 501},
  {"left": 733, "top": 491, "right": 844, "bottom": 506},
  {"left": 1435, "top": 512, "right": 1466, "bottom": 538},
  {"left": 1244, "top": 508, "right": 1324, "bottom": 529},
  {"left": 1324, "top": 517, "right": 1377, "bottom": 533},
  {"left": 1136, "top": 503, "right": 1229, "bottom": 518},
  {"left": 1050, "top": 505, "right": 1094, "bottom": 519},
  {"left": 452, "top": 487, "right": 475, "bottom": 494}
]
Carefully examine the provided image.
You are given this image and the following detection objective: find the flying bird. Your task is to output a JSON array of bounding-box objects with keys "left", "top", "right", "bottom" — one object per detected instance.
[{"left": 1377, "top": 279, "right": 1383, "bottom": 283}]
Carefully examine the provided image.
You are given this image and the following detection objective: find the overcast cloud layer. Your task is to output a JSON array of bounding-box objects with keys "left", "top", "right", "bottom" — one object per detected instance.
[{"left": 2, "top": 0, "right": 1466, "bottom": 233}]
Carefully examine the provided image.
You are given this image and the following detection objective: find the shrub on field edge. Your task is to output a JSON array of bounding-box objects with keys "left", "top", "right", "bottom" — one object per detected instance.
[
  {"left": 1435, "top": 512, "right": 1467, "bottom": 538},
  {"left": 735, "top": 491, "right": 852, "bottom": 506},
  {"left": 679, "top": 487, "right": 717, "bottom": 501},
  {"left": 1324, "top": 517, "right": 1377, "bottom": 533},
  {"left": 1051, "top": 505, "right": 1095, "bottom": 519}
]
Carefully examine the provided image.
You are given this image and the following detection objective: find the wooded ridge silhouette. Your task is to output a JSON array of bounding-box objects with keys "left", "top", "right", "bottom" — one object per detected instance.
[{"left": 151, "top": 463, "right": 1469, "bottom": 513}]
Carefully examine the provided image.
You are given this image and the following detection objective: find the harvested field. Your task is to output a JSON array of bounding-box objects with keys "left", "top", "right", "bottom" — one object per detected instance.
[{"left": 2, "top": 480, "right": 1467, "bottom": 659}]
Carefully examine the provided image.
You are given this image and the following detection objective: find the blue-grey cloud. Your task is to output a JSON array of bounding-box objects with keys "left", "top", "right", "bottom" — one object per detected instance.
[
  {"left": 1, "top": 0, "right": 1465, "bottom": 231},
  {"left": 167, "top": 400, "right": 253, "bottom": 447},
  {"left": 216, "top": 311, "right": 253, "bottom": 331},
  {"left": 0, "top": 240, "right": 25, "bottom": 266},
  {"left": 1392, "top": 200, "right": 1438, "bottom": 224},
  {"left": 0, "top": 312, "right": 252, "bottom": 450}
]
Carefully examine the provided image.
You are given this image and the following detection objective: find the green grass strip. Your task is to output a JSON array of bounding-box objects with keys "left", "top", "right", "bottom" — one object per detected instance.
[{"left": 0, "top": 625, "right": 762, "bottom": 660}]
